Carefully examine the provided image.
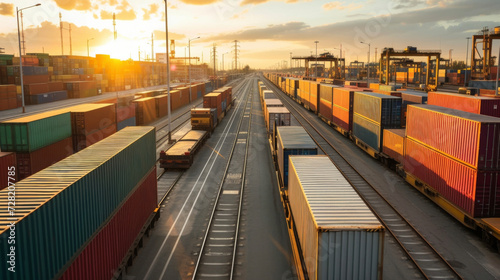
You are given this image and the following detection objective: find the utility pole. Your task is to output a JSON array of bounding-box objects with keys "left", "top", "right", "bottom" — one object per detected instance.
[
  {"left": 449, "top": 49, "right": 453, "bottom": 67},
  {"left": 465, "top": 37, "right": 470, "bottom": 87},
  {"left": 60, "top": 13, "right": 63, "bottom": 55},
  {"left": 233, "top": 40, "right": 239, "bottom": 72},
  {"left": 314, "top": 41, "right": 319, "bottom": 77},
  {"left": 20, "top": 11, "right": 25, "bottom": 55},
  {"left": 211, "top": 44, "right": 217, "bottom": 77},
  {"left": 69, "top": 23, "right": 72, "bottom": 56},
  {"left": 113, "top": 13, "right": 117, "bottom": 40}
]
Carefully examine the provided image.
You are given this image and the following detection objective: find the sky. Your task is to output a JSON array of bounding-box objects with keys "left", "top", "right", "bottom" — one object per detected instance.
[{"left": 0, "top": 0, "right": 499, "bottom": 69}]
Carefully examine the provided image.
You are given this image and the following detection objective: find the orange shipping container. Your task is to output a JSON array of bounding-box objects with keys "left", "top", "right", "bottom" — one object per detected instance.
[
  {"left": 382, "top": 129, "right": 405, "bottom": 164},
  {"left": 133, "top": 97, "right": 157, "bottom": 125},
  {"left": 74, "top": 123, "right": 117, "bottom": 152},
  {"left": 155, "top": 94, "right": 169, "bottom": 118}
]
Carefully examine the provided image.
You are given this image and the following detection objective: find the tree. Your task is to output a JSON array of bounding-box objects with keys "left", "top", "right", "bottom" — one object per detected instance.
[{"left": 243, "top": 65, "right": 251, "bottom": 74}]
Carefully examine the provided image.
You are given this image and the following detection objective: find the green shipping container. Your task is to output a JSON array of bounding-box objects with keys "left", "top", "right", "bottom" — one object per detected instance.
[
  {"left": 0, "top": 111, "right": 72, "bottom": 152},
  {"left": 0, "top": 126, "right": 156, "bottom": 280}
]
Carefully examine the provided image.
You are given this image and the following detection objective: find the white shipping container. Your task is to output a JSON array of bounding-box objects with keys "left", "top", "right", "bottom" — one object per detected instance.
[{"left": 288, "top": 156, "right": 384, "bottom": 280}]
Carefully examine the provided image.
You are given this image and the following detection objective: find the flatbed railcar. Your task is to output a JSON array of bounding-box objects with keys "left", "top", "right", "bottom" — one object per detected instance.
[
  {"left": 159, "top": 130, "right": 208, "bottom": 169},
  {"left": 262, "top": 73, "right": 500, "bottom": 252}
]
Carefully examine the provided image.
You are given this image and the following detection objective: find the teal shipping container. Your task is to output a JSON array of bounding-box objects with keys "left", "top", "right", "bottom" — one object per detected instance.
[
  {"left": 354, "top": 91, "right": 402, "bottom": 128},
  {"left": 353, "top": 113, "right": 382, "bottom": 152},
  {"left": 0, "top": 111, "right": 72, "bottom": 152},
  {"left": 0, "top": 126, "right": 156, "bottom": 280}
]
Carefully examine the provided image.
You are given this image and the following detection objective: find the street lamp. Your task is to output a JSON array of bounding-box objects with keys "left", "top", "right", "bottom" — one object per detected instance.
[
  {"left": 360, "top": 41, "right": 371, "bottom": 83},
  {"left": 17, "top": 3, "right": 41, "bottom": 114},
  {"left": 164, "top": 0, "right": 173, "bottom": 143},
  {"left": 465, "top": 37, "right": 470, "bottom": 87},
  {"left": 189, "top": 36, "right": 200, "bottom": 103},
  {"left": 87, "top": 38, "right": 94, "bottom": 57},
  {"left": 314, "top": 41, "right": 319, "bottom": 77}
]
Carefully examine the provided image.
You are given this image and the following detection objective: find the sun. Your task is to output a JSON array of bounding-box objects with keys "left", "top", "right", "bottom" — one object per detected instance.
[{"left": 93, "top": 38, "right": 136, "bottom": 61}]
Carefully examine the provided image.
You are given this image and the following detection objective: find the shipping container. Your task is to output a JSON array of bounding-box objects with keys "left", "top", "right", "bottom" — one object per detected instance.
[
  {"left": 353, "top": 113, "right": 383, "bottom": 152},
  {"left": 354, "top": 91, "right": 402, "bottom": 127},
  {"left": 382, "top": 129, "right": 405, "bottom": 164},
  {"left": 401, "top": 91, "right": 428, "bottom": 105},
  {"left": 277, "top": 126, "right": 317, "bottom": 188},
  {"left": 133, "top": 97, "right": 157, "bottom": 125},
  {"left": 406, "top": 104, "right": 500, "bottom": 170},
  {"left": 309, "top": 81, "right": 320, "bottom": 113},
  {"left": 428, "top": 91, "right": 500, "bottom": 118},
  {"left": 404, "top": 138, "right": 500, "bottom": 218},
  {"left": 0, "top": 111, "right": 72, "bottom": 152},
  {"left": 332, "top": 105, "right": 352, "bottom": 132},
  {"left": 203, "top": 92, "right": 223, "bottom": 116},
  {"left": 74, "top": 123, "right": 117, "bottom": 152},
  {"left": 155, "top": 94, "right": 169, "bottom": 118},
  {"left": 60, "top": 167, "right": 157, "bottom": 280},
  {"left": 333, "top": 87, "right": 354, "bottom": 110},
  {"left": 263, "top": 99, "right": 284, "bottom": 118},
  {"left": 0, "top": 126, "right": 156, "bottom": 280},
  {"left": 117, "top": 117, "right": 136, "bottom": 131},
  {"left": 288, "top": 156, "right": 384, "bottom": 280},
  {"left": 319, "top": 84, "right": 334, "bottom": 122},
  {"left": 0, "top": 152, "right": 16, "bottom": 190},
  {"left": 116, "top": 103, "right": 136, "bottom": 123},
  {"left": 266, "top": 107, "right": 291, "bottom": 133}
]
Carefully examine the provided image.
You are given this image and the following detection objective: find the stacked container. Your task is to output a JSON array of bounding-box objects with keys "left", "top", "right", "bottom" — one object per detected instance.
[
  {"left": 428, "top": 91, "right": 500, "bottom": 118},
  {"left": 266, "top": 107, "right": 291, "bottom": 134},
  {"left": 134, "top": 97, "right": 157, "bottom": 125},
  {"left": 276, "top": 126, "right": 317, "bottom": 188},
  {"left": 204, "top": 92, "right": 223, "bottom": 118},
  {"left": 0, "top": 152, "right": 16, "bottom": 190},
  {"left": 405, "top": 104, "right": 500, "bottom": 217},
  {"left": 288, "top": 156, "right": 384, "bottom": 280},
  {"left": 352, "top": 92, "right": 402, "bottom": 152},
  {"left": 154, "top": 94, "right": 169, "bottom": 118},
  {"left": 0, "top": 85, "right": 17, "bottom": 111},
  {"left": 0, "top": 111, "right": 73, "bottom": 179},
  {"left": 332, "top": 87, "right": 355, "bottom": 132},
  {"left": 116, "top": 102, "right": 136, "bottom": 131},
  {"left": 263, "top": 99, "right": 283, "bottom": 119},
  {"left": 400, "top": 90, "right": 428, "bottom": 127},
  {"left": 382, "top": 128, "right": 405, "bottom": 164},
  {"left": 0, "top": 127, "right": 156, "bottom": 280},
  {"left": 319, "top": 84, "right": 335, "bottom": 123},
  {"left": 64, "top": 81, "right": 97, "bottom": 98},
  {"left": 308, "top": 81, "right": 320, "bottom": 113}
]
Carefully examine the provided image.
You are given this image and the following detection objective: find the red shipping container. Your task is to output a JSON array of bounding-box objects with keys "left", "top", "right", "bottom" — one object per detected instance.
[
  {"left": 60, "top": 167, "right": 157, "bottom": 280},
  {"left": 319, "top": 98, "right": 333, "bottom": 123},
  {"left": 204, "top": 92, "right": 222, "bottom": 116},
  {"left": 155, "top": 94, "right": 168, "bottom": 118},
  {"left": 406, "top": 104, "right": 500, "bottom": 170},
  {"left": 428, "top": 91, "right": 500, "bottom": 118},
  {"left": 116, "top": 103, "right": 136, "bottom": 122},
  {"left": 383, "top": 129, "right": 405, "bottom": 164},
  {"left": 332, "top": 105, "right": 351, "bottom": 132},
  {"left": 17, "top": 137, "right": 74, "bottom": 180},
  {"left": 133, "top": 97, "right": 156, "bottom": 125},
  {"left": 0, "top": 152, "right": 16, "bottom": 190},
  {"left": 62, "top": 103, "right": 117, "bottom": 135},
  {"left": 74, "top": 123, "right": 117, "bottom": 152},
  {"left": 21, "top": 75, "right": 50, "bottom": 84},
  {"left": 170, "top": 90, "right": 182, "bottom": 111},
  {"left": 404, "top": 138, "right": 500, "bottom": 218},
  {"left": 48, "top": 81, "right": 64, "bottom": 92},
  {"left": 333, "top": 87, "right": 354, "bottom": 110},
  {"left": 24, "top": 83, "right": 49, "bottom": 95}
]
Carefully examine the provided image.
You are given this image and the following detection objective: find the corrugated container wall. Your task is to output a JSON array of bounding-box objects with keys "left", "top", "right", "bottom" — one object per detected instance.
[
  {"left": 277, "top": 126, "right": 318, "bottom": 188},
  {"left": 0, "top": 127, "right": 156, "bottom": 280},
  {"left": 288, "top": 156, "right": 384, "bottom": 280},
  {"left": 134, "top": 97, "right": 157, "bottom": 125},
  {"left": 0, "top": 152, "right": 16, "bottom": 190},
  {"left": 266, "top": 107, "right": 291, "bottom": 133},
  {"left": 353, "top": 91, "right": 402, "bottom": 127},
  {"left": 319, "top": 84, "right": 334, "bottom": 122},
  {"left": 0, "top": 111, "right": 72, "bottom": 152},
  {"left": 382, "top": 129, "right": 405, "bottom": 164},
  {"left": 404, "top": 138, "right": 500, "bottom": 218},
  {"left": 406, "top": 104, "right": 500, "bottom": 170},
  {"left": 353, "top": 114, "right": 382, "bottom": 151},
  {"left": 428, "top": 91, "right": 500, "bottom": 118}
]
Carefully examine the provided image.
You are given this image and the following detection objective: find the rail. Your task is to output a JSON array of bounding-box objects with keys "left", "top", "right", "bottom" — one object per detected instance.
[{"left": 262, "top": 76, "right": 463, "bottom": 280}]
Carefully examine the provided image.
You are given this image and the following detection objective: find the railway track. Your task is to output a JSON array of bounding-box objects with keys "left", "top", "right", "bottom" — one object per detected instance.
[
  {"left": 262, "top": 77, "right": 463, "bottom": 280},
  {"left": 191, "top": 80, "right": 253, "bottom": 279}
]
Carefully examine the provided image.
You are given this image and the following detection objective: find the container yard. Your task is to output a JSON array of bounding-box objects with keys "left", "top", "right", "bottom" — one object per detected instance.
[{"left": 1, "top": 3, "right": 500, "bottom": 279}]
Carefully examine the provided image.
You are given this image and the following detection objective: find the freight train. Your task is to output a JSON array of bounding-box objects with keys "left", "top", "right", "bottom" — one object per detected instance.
[
  {"left": 159, "top": 87, "right": 233, "bottom": 169},
  {"left": 263, "top": 73, "right": 500, "bottom": 252}
]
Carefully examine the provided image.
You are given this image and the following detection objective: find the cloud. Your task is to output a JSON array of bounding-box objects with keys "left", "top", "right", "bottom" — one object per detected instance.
[
  {"left": 178, "top": 0, "right": 218, "bottom": 5},
  {"left": 230, "top": 9, "right": 249, "bottom": 19},
  {"left": 143, "top": 3, "right": 159, "bottom": 20},
  {"left": 0, "top": 20, "right": 113, "bottom": 56},
  {"left": 100, "top": 0, "right": 136, "bottom": 20},
  {"left": 323, "top": 1, "right": 363, "bottom": 11},
  {"left": 54, "top": 0, "right": 92, "bottom": 11},
  {"left": 201, "top": 22, "right": 310, "bottom": 42},
  {"left": 0, "top": 2, "right": 13, "bottom": 16},
  {"left": 152, "top": 30, "right": 186, "bottom": 41},
  {"left": 240, "top": 0, "right": 305, "bottom": 5}
]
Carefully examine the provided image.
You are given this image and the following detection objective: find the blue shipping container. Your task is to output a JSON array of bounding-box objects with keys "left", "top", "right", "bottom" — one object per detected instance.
[
  {"left": 117, "top": 116, "right": 136, "bottom": 130},
  {"left": 353, "top": 113, "right": 382, "bottom": 151}
]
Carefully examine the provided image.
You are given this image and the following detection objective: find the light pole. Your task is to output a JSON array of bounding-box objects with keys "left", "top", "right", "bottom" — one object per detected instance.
[
  {"left": 360, "top": 41, "right": 371, "bottom": 83},
  {"left": 314, "top": 41, "right": 319, "bottom": 77},
  {"left": 290, "top": 52, "right": 292, "bottom": 73},
  {"left": 164, "top": 0, "right": 172, "bottom": 143},
  {"left": 189, "top": 36, "right": 200, "bottom": 103},
  {"left": 465, "top": 37, "right": 470, "bottom": 87},
  {"left": 17, "top": 3, "right": 41, "bottom": 114},
  {"left": 87, "top": 38, "right": 94, "bottom": 57}
]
